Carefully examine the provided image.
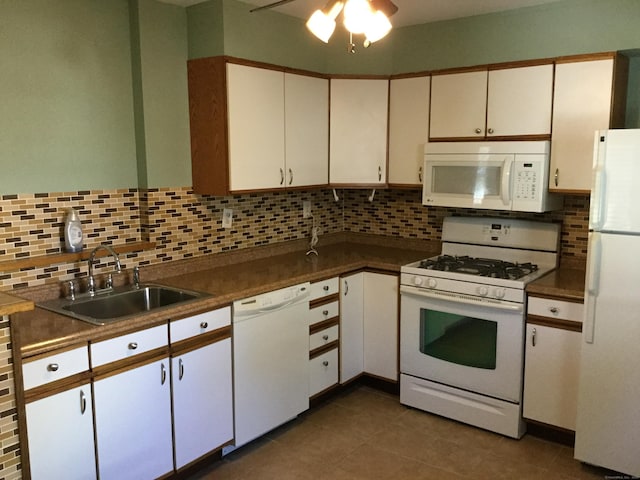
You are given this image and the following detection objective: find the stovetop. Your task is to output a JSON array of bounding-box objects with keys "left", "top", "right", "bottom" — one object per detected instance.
[{"left": 417, "top": 255, "right": 538, "bottom": 281}]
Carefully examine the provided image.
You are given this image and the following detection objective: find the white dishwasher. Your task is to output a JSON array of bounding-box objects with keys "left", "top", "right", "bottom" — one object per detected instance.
[{"left": 228, "top": 282, "right": 310, "bottom": 451}]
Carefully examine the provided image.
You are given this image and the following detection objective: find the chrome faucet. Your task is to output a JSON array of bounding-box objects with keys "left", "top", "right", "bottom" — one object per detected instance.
[{"left": 87, "top": 244, "right": 122, "bottom": 295}]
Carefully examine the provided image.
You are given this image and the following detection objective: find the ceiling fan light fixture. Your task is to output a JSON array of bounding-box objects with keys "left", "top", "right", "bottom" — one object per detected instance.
[
  {"left": 364, "top": 9, "right": 392, "bottom": 43},
  {"left": 306, "top": 0, "right": 344, "bottom": 43},
  {"left": 343, "top": 0, "right": 373, "bottom": 34}
]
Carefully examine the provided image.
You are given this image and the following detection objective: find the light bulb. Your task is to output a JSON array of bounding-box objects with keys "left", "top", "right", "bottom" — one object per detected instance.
[
  {"left": 343, "top": 0, "right": 373, "bottom": 34},
  {"left": 306, "top": 10, "right": 337, "bottom": 43},
  {"left": 364, "top": 10, "right": 391, "bottom": 43}
]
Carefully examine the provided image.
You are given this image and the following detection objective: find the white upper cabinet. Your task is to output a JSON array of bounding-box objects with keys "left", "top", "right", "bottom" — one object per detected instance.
[
  {"left": 486, "top": 64, "right": 553, "bottom": 137},
  {"left": 430, "top": 64, "right": 553, "bottom": 140},
  {"left": 227, "top": 63, "right": 286, "bottom": 191},
  {"left": 284, "top": 73, "right": 329, "bottom": 188},
  {"left": 430, "top": 70, "right": 487, "bottom": 139},
  {"left": 330, "top": 78, "right": 389, "bottom": 185},
  {"left": 388, "top": 76, "right": 430, "bottom": 186},
  {"left": 549, "top": 54, "right": 628, "bottom": 192},
  {"left": 188, "top": 58, "right": 329, "bottom": 195}
]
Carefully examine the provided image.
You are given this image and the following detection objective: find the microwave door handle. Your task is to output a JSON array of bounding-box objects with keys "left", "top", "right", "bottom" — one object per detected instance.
[{"left": 501, "top": 157, "right": 514, "bottom": 206}]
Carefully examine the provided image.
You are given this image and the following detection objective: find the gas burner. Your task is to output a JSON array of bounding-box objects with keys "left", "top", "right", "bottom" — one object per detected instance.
[{"left": 418, "top": 255, "right": 538, "bottom": 280}]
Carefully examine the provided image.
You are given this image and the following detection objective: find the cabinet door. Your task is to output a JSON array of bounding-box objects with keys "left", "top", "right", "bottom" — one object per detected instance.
[
  {"left": 523, "top": 324, "right": 581, "bottom": 430},
  {"left": 173, "top": 338, "right": 233, "bottom": 469},
  {"left": 94, "top": 359, "right": 173, "bottom": 480},
  {"left": 340, "top": 272, "right": 364, "bottom": 383},
  {"left": 227, "top": 63, "right": 285, "bottom": 191},
  {"left": 285, "top": 73, "right": 329, "bottom": 187},
  {"left": 487, "top": 64, "right": 553, "bottom": 137},
  {"left": 430, "top": 70, "right": 487, "bottom": 139},
  {"left": 26, "top": 384, "right": 96, "bottom": 480},
  {"left": 363, "top": 273, "right": 398, "bottom": 381},
  {"left": 330, "top": 79, "right": 388, "bottom": 185},
  {"left": 550, "top": 59, "right": 615, "bottom": 192},
  {"left": 388, "top": 76, "right": 430, "bottom": 186}
]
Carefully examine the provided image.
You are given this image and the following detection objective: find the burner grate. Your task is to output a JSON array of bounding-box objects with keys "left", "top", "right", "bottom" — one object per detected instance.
[{"left": 418, "top": 255, "right": 538, "bottom": 280}]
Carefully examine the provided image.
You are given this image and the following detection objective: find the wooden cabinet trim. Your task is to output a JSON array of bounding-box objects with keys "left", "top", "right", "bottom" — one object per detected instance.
[
  {"left": 309, "top": 317, "right": 340, "bottom": 335},
  {"left": 309, "top": 341, "right": 339, "bottom": 360},
  {"left": 22, "top": 343, "right": 88, "bottom": 364},
  {"left": 528, "top": 294, "right": 584, "bottom": 304},
  {"left": 554, "top": 51, "right": 618, "bottom": 64},
  {"left": 170, "top": 325, "right": 231, "bottom": 356},
  {"left": 309, "top": 293, "right": 339, "bottom": 309},
  {"left": 24, "top": 371, "right": 92, "bottom": 404},
  {"left": 92, "top": 347, "right": 170, "bottom": 381},
  {"left": 527, "top": 315, "right": 582, "bottom": 332}
]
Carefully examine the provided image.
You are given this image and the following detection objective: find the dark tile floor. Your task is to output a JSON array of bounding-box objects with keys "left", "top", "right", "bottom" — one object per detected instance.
[{"left": 188, "top": 385, "right": 614, "bottom": 480}]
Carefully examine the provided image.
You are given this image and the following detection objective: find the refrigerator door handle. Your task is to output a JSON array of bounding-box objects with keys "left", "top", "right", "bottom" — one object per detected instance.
[
  {"left": 584, "top": 233, "right": 602, "bottom": 344},
  {"left": 590, "top": 168, "right": 606, "bottom": 230}
]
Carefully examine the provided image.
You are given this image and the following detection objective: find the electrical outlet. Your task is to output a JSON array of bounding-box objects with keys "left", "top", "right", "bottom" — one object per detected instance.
[
  {"left": 303, "top": 201, "right": 312, "bottom": 218},
  {"left": 222, "top": 208, "right": 233, "bottom": 228}
]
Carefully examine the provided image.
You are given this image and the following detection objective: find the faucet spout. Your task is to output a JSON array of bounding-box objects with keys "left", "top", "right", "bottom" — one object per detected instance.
[{"left": 88, "top": 244, "right": 122, "bottom": 294}]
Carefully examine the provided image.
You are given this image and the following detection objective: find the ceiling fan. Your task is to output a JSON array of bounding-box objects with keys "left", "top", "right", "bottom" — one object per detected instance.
[{"left": 250, "top": 0, "right": 399, "bottom": 51}]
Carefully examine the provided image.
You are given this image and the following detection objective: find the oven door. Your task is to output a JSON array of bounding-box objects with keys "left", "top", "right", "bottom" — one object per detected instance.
[
  {"left": 400, "top": 285, "right": 524, "bottom": 403},
  {"left": 422, "top": 154, "right": 514, "bottom": 210}
]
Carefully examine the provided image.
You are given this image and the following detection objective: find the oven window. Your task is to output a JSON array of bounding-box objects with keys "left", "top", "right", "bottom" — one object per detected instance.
[{"left": 419, "top": 309, "right": 497, "bottom": 369}]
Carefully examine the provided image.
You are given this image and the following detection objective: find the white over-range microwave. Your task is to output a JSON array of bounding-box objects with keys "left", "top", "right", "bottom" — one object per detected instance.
[{"left": 422, "top": 141, "right": 563, "bottom": 212}]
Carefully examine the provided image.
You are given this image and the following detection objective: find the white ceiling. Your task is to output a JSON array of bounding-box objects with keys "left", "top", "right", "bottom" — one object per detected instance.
[{"left": 162, "top": 0, "right": 562, "bottom": 27}]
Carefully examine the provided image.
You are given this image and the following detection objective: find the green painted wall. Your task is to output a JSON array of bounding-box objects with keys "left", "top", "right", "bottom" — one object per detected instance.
[
  {"left": 135, "top": 0, "right": 191, "bottom": 188},
  {"left": 0, "top": 0, "right": 138, "bottom": 194},
  {"left": 390, "top": 0, "right": 640, "bottom": 73},
  {"left": 186, "top": 0, "right": 224, "bottom": 60}
]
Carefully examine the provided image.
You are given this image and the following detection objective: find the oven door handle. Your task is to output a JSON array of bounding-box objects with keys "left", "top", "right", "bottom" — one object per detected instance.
[{"left": 400, "top": 285, "right": 523, "bottom": 313}]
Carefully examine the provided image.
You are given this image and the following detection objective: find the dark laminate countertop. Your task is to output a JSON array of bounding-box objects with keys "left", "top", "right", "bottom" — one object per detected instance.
[
  {"left": 526, "top": 266, "right": 586, "bottom": 302},
  {"left": 12, "top": 240, "right": 439, "bottom": 357},
  {"left": 0, "top": 292, "right": 34, "bottom": 317}
]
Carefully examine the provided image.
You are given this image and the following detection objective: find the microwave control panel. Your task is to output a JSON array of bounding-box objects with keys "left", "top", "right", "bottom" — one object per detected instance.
[{"left": 513, "top": 159, "right": 543, "bottom": 201}]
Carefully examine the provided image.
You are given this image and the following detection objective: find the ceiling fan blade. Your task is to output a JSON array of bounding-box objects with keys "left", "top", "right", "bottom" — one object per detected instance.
[
  {"left": 249, "top": 0, "right": 299, "bottom": 13},
  {"left": 370, "top": 0, "right": 398, "bottom": 17}
]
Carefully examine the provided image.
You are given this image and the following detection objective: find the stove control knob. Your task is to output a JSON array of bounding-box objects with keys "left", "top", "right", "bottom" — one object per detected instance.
[
  {"left": 413, "top": 276, "right": 423, "bottom": 286},
  {"left": 494, "top": 288, "right": 506, "bottom": 299},
  {"left": 478, "top": 286, "right": 489, "bottom": 296},
  {"left": 427, "top": 278, "right": 438, "bottom": 289}
]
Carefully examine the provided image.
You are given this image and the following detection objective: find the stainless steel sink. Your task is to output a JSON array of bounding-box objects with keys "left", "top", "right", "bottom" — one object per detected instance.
[{"left": 37, "top": 284, "right": 212, "bottom": 325}]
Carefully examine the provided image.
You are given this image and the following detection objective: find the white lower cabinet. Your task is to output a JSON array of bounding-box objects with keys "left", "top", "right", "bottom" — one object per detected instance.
[
  {"left": 172, "top": 337, "right": 233, "bottom": 469},
  {"left": 309, "top": 348, "right": 339, "bottom": 397},
  {"left": 524, "top": 296, "right": 583, "bottom": 431},
  {"left": 94, "top": 358, "right": 173, "bottom": 480},
  {"left": 340, "top": 272, "right": 399, "bottom": 383},
  {"left": 26, "top": 384, "right": 96, "bottom": 480}
]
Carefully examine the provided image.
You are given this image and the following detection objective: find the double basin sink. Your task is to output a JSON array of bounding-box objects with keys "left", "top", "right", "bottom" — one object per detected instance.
[{"left": 38, "top": 284, "right": 211, "bottom": 326}]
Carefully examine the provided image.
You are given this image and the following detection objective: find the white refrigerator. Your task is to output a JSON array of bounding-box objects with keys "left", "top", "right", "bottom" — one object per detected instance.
[{"left": 574, "top": 129, "right": 640, "bottom": 476}]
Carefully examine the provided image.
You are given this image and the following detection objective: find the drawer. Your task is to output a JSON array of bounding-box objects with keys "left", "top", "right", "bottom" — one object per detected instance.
[
  {"left": 91, "top": 324, "right": 168, "bottom": 367},
  {"left": 309, "top": 324, "right": 339, "bottom": 351},
  {"left": 170, "top": 307, "right": 231, "bottom": 343},
  {"left": 528, "top": 296, "right": 584, "bottom": 322},
  {"left": 23, "top": 346, "right": 89, "bottom": 391},
  {"left": 310, "top": 277, "right": 339, "bottom": 301},
  {"left": 309, "top": 348, "right": 338, "bottom": 397},
  {"left": 309, "top": 301, "right": 339, "bottom": 327}
]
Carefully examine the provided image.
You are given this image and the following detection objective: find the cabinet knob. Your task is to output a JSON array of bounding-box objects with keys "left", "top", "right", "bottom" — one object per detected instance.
[
  {"left": 323, "top": 310, "right": 329, "bottom": 316},
  {"left": 487, "top": 128, "right": 494, "bottom": 134},
  {"left": 475, "top": 128, "right": 482, "bottom": 134},
  {"left": 323, "top": 334, "right": 329, "bottom": 341},
  {"left": 200, "top": 321, "right": 209, "bottom": 329},
  {"left": 47, "top": 363, "right": 59, "bottom": 372},
  {"left": 128, "top": 342, "right": 138, "bottom": 350},
  {"left": 549, "top": 307, "right": 559, "bottom": 314},
  {"left": 323, "top": 285, "right": 329, "bottom": 291},
  {"left": 322, "top": 361, "right": 329, "bottom": 367}
]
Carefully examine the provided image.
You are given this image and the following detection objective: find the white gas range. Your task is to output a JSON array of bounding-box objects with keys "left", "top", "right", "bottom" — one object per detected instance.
[{"left": 400, "top": 216, "right": 560, "bottom": 439}]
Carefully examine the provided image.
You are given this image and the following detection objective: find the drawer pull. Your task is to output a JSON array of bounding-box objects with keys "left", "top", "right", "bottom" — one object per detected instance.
[
  {"left": 322, "top": 335, "right": 329, "bottom": 341},
  {"left": 323, "top": 361, "right": 329, "bottom": 367},
  {"left": 128, "top": 342, "right": 138, "bottom": 350},
  {"left": 200, "top": 321, "right": 209, "bottom": 329},
  {"left": 161, "top": 363, "right": 167, "bottom": 385},
  {"left": 47, "top": 363, "right": 59, "bottom": 372},
  {"left": 532, "top": 328, "right": 537, "bottom": 347},
  {"left": 549, "top": 307, "right": 559, "bottom": 314},
  {"left": 178, "top": 358, "right": 184, "bottom": 381},
  {"left": 323, "top": 285, "right": 329, "bottom": 291},
  {"left": 322, "top": 310, "right": 329, "bottom": 316}
]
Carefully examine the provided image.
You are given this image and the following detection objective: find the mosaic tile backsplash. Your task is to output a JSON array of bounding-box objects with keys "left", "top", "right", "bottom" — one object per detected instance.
[{"left": 1, "top": 187, "right": 588, "bottom": 290}]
